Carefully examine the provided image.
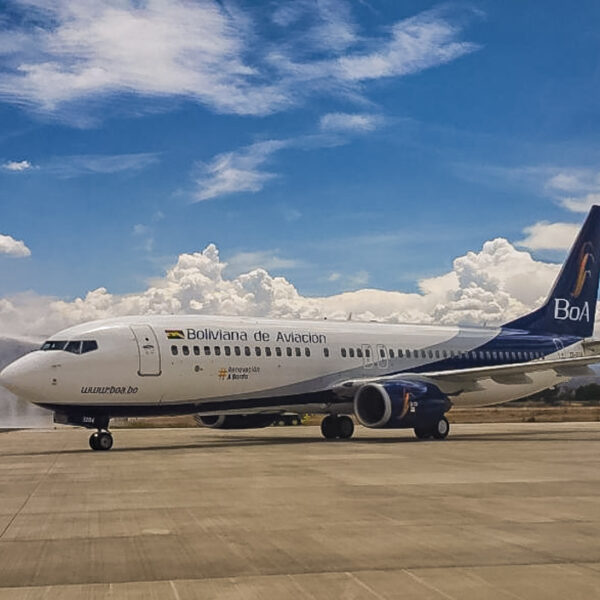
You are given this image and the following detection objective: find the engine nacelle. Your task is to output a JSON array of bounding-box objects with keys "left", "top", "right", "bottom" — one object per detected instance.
[
  {"left": 354, "top": 380, "right": 451, "bottom": 429},
  {"left": 194, "top": 414, "right": 279, "bottom": 429}
]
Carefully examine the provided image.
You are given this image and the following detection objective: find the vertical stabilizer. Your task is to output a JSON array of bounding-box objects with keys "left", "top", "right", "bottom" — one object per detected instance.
[{"left": 504, "top": 206, "right": 600, "bottom": 337}]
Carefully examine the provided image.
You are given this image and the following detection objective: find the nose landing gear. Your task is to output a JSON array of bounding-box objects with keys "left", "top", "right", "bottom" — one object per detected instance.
[{"left": 89, "top": 430, "right": 113, "bottom": 451}]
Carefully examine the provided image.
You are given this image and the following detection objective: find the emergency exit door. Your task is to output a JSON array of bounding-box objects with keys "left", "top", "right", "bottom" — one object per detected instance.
[{"left": 130, "top": 325, "right": 162, "bottom": 376}]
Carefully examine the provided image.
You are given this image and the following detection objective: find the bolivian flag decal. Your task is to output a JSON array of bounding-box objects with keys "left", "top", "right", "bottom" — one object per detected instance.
[{"left": 165, "top": 329, "right": 185, "bottom": 339}]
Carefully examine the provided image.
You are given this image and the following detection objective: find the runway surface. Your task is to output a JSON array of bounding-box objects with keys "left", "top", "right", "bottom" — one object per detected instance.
[{"left": 0, "top": 422, "right": 599, "bottom": 599}]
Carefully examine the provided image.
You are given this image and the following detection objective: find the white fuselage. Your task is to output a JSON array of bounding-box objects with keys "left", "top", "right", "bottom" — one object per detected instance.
[{"left": 0, "top": 315, "right": 580, "bottom": 416}]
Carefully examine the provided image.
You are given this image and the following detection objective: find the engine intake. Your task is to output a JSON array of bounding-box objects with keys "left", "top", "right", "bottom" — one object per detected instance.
[{"left": 354, "top": 380, "right": 450, "bottom": 429}]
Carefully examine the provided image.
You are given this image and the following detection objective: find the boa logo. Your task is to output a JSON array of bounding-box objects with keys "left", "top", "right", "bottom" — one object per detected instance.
[{"left": 554, "top": 298, "right": 590, "bottom": 322}]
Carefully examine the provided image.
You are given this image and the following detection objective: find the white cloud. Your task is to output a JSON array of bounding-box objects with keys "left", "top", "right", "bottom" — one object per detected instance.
[
  {"left": 194, "top": 140, "right": 288, "bottom": 201},
  {"left": 0, "top": 237, "right": 567, "bottom": 338},
  {"left": 0, "top": 2, "right": 478, "bottom": 119},
  {"left": 518, "top": 221, "right": 580, "bottom": 251},
  {"left": 2, "top": 160, "right": 33, "bottom": 171},
  {"left": 45, "top": 153, "right": 159, "bottom": 177},
  {"left": 320, "top": 112, "right": 382, "bottom": 133},
  {"left": 0, "top": 234, "right": 31, "bottom": 258},
  {"left": 224, "top": 250, "right": 306, "bottom": 277}
]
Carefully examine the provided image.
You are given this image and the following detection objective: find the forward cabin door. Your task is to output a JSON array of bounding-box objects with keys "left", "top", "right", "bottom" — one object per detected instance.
[{"left": 130, "top": 325, "right": 162, "bottom": 376}]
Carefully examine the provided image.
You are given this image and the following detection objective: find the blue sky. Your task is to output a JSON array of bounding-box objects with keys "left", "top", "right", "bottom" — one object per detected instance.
[{"left": 1, "top": 0, "right": 600, "bottom": 304}]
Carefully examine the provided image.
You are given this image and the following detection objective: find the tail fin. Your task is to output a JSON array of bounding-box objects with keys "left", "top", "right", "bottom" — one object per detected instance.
[{"left": 504, "top": 205, "right": 600, "bottom": 337}]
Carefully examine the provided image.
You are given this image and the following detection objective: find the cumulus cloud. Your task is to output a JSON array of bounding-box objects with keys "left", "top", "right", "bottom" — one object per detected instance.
[
  {"left": 320, "top": 112, "right": 382, "bottom": 133},
  {"left": 0, "top": 1, "right": 478, "bottom": 119},
  {"left": 518, "top": 221, "right": 579, "bottom": 250},
  {"left": 0, "top": 238, "right": 567, "bottom": 338},
  {"left": 2, "top": 159, "right": 33, "bottom": 171},
  {"left": 0, "top": 234, "right": 31, "bottom": 257}
]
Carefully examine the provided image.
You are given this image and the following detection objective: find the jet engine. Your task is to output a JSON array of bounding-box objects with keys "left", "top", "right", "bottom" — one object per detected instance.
[
  {"left": 354, "top": 380, "right": 451, "bottom": 430},
  {"left": 194, "top": 414, "right": 280, "bottom": 429}
]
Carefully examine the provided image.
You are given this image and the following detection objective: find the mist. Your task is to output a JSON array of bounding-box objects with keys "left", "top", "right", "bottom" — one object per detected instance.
[{"left": 0, "top": 337, "right": 53, "bottom": 428}]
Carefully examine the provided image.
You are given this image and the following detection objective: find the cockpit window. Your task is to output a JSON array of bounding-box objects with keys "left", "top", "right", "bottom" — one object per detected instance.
[
  {"left": 81, "top": 340, "right": 98, "bottom": 354},
  {"left": 41, "top": 340, "right": 67, "bottom": 351},
  {"left": 40, "top": 339, "right": 98, "bottom": 354},
  {"left": 65, "top": 341, "right": 82, "bottom": 354}
]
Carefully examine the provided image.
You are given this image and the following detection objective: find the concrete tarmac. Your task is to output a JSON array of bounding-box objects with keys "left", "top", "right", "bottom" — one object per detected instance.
[{"left": 0, "top": 422, "right": 599, "bottom": 599}]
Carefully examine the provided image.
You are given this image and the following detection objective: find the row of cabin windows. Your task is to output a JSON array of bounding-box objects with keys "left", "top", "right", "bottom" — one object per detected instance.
[
  {"left": 172, "top": 343, "right": 548, "bottom": 362},
  {"left": 340, "top": 347, "right": 546, "bottom": 361},
  {"left": 171, "top": 344, "right": 314, "bottom": 358}
]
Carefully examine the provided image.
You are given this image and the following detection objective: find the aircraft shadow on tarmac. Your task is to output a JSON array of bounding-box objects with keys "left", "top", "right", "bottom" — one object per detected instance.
[{"left": 2, "top": 426, "right": 598, "bottom": 456}]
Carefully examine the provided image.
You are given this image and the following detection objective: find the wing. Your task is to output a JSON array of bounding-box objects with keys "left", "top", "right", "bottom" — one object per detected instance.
[{"left": 333, "top": 354, "right": 600, "bottom": 398}]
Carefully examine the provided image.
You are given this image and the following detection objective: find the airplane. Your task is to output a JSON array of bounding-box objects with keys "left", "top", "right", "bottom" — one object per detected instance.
[{"left": 2, "top": 207, "right": 600, "bottom": 451}]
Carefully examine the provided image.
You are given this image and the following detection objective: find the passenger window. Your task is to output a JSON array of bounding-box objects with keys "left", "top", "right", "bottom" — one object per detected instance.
[
  {"left": 399, "top": 349, "right": 404, "bottom": 358},
  {"left": 214, "top": 346, "right": 221, "bottom": 356},
  {"left": 235, "top": 346, "right": 241, "bottom": 356},
  {"left": 435, "top": 350, "right": 440, "bottom": 359},
  {"left": 183, "top": 346, "right": 190, "bottom": 356},
  {"left": 276, "top": 347, "right": 282, "bottom": 357},
  {"left": 389, "top": 349, "right": 395, "bottom": 358},
  {"left": 341, "top": 348, "right": 347, "bottom": 358},
  {"left": 349, "top": 348, "right": 355, "bottom": 358},
  {"left": 295, "top": 347, "right": 301, "bottom": 357},
  {"left": 428, "top": 350, "right": 433, "bottom": 358},
  {"left": 245, "top": 346, "right": 251, "bottom": 356},
  {"left": 442, "top": 350, "right": 447, "bottom": 358},
  {"left": 265, "top": 347, "right": 272, "bottom": 357},
  {"left": 81, "top": 340, "right": 98, "bottom": 354},
  {"left": 305, "top": 347, "right": 310, "bottom": 357},
  {"left": 204, "top": 346, "right": 211, "bottom": 356},
  {"left": 255, "top": 347, "right": 262, "bottom": 357},
  {"left": 380, "top": 348, "right": 385, "bottom": 358},
  {"left": 225, "top": 346, "right": 231, "bottom": 356},
  {"left": 421, "top": 350, "right": 426, "bottom": 359},
  {"left": 406, "top": 349, "right": 411, "bottom": 358},
  {"left": 65, "top": 341, "right": 82, "bottom": 354},
  {"left": 171, "top": 345, "right": 178, "bottom": 356},
  {"left": 492, "top": 351, "right": 497, "bottom": 359},
  {"left": 323, "top": 348, "right": 329, "bottom": 358},
  {"left": 365, "top": 349, "right": 371, "bottom": 358},
  {"left": 193, "top": 345, "right": 200, "bottom": 356},
  {"left": 286, "top": 347, "right": 292, "bottom": 357},
  {"left": 357, "top": 348, "right": 363, "bottom": 358}
]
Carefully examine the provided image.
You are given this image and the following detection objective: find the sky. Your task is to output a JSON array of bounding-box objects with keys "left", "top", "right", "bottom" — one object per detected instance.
[{"left": 1, "top": 0, "right": 600, "bottom": 337}]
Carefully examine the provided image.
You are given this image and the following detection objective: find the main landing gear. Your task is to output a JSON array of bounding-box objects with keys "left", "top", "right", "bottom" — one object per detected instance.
[
  {"left": 414, "top": 417, "right": 449, "bottom": 440},
  {"left": 320, "top": 415, "right": 355, "bottom": 440}
]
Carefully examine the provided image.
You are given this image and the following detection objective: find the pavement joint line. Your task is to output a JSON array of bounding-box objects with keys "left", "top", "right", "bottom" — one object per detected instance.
[
  {"left": 169, "top": 580, "right": 182, "bottom": 600},
  {"left": 0, "top": 446, "right": 63, "bottom": 540},
  {"left": 345, "top": 571, "right": 388, "bottom": 600},
  {"left": 1, "top": 562, "right": 598, "bottom": 591},
  {"left": 401, "top": 568, "right": 458, "bottom": 600}
]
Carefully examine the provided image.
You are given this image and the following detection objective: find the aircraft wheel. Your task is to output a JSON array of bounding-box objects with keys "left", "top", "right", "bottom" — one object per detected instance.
[
  {"left": 432, "top": 417, "right": 450, "bottom": 440},
  {"left": 89, "top": 432, "right": 100, "bottom": 450},
  {"left": 90, "top": 431, "right": 113, "bottom": 451},
  {"left": 320, "top": 415, "right": 340, "bottom": 439},
  {"left": 414, "top": 427, "right": 432, "bottom": 440},
  {"left": 338, "top": 416, "right": 354, "bottom": 439}
]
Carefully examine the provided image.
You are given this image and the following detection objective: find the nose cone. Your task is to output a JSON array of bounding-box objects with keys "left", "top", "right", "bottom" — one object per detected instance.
[{"left": 0, "top": 354, "right": 43, "bottom": 400}]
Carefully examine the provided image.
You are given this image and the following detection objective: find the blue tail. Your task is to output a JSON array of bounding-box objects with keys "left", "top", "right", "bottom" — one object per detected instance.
[{"left": 504, "top": 205, "right": 600, "bottom": 337}]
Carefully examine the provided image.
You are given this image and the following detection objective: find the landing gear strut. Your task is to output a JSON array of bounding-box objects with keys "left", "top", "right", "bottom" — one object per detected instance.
[
  {"left": 89, "top": 429, "right": 113, "bottom": 451},
  {"left": 414, "top": 416, "right": 449, "bottom": 441},
  {"left": 320, "top": 415, "right": 354, "bottom": 440}
]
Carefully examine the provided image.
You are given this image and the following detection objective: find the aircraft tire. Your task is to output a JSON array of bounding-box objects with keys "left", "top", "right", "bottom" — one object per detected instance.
[
  {"left": 97, "top": 431, "right": 113, "bottom": 450},
  {"left": 321, "top": 415, "right": 340, "bottom": 439},
  {"left": 432, "top": 417, "right": 450, "bottom": 440},
  {"left": 338, "top": 416, "right": 354, "bottom": 439},
  {"left": 89, "top": 432, "right": 100, "bottom": 450},
  {"left": 414, "top": 427, "right": 432, "bottom": 440}
]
